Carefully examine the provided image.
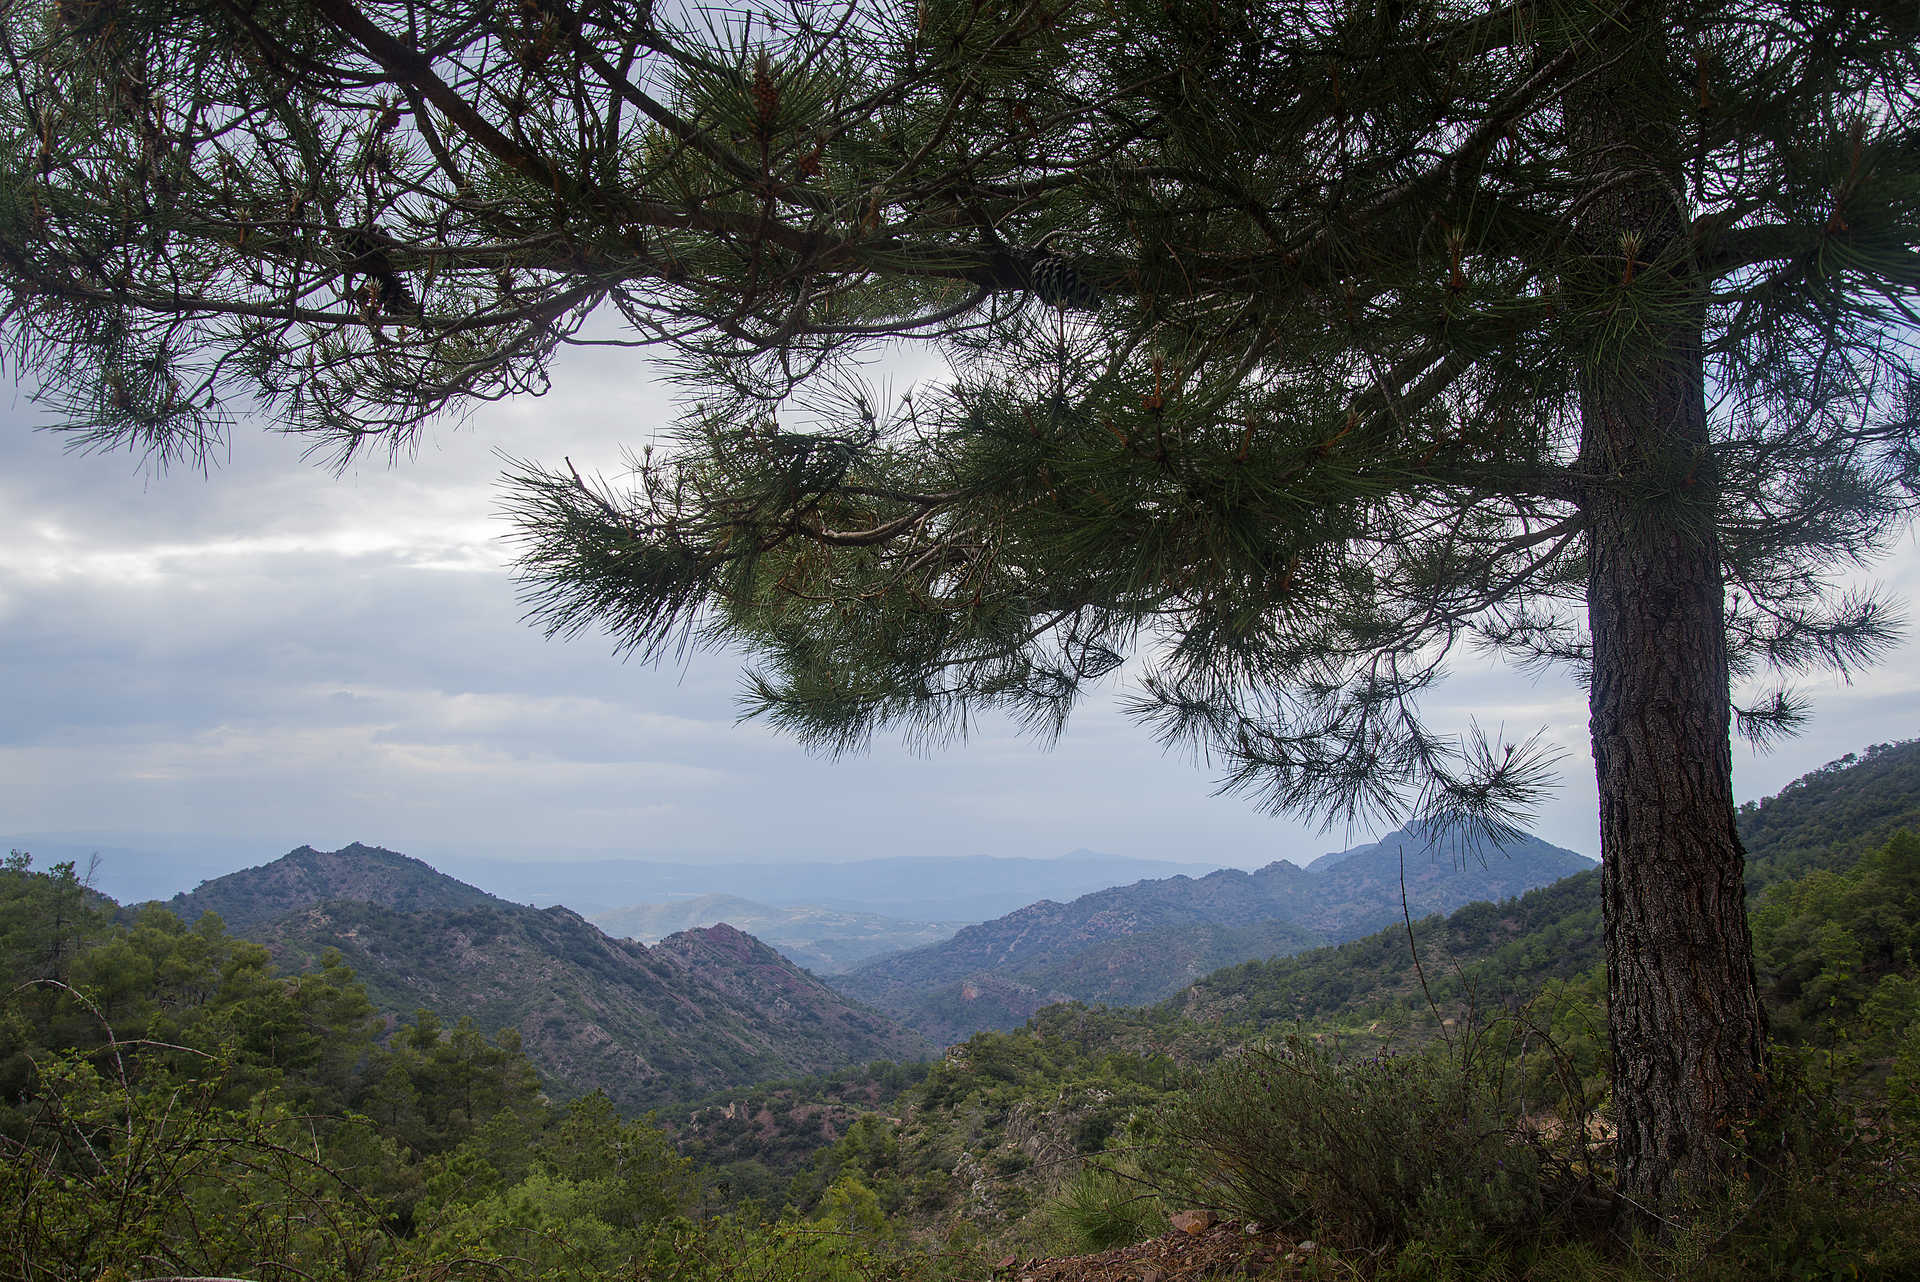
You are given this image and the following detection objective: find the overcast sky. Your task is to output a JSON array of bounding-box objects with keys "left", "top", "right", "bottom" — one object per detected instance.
[{"left": 6, "top": 340, "right": 1919, "bottom": 895}]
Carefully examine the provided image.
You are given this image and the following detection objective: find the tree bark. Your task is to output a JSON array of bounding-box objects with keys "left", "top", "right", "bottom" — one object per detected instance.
[
  {"left": 1582, "top": 335, "right": 1768, "bottom": 1219},
  {"left": 1571, "top": 13, "right": 1769, "bottom": 1220}
]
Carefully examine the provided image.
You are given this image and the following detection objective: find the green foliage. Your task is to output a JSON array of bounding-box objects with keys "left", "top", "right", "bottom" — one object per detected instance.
[
  {"left": 0, "top": 853, "right": 105, "bottom": 986},
  {"left": 0, "top": 860, "right": 548, "bottom": 1280},
  {"left": 1, "top": 1046, "right": 393, "bottom": 1282},
  {"left": 1645, "top": 1048, "right": 1920, "bottom": 1282},
  {"left": 1159, "top": 1035, "right": 1549, "bottom": 1254},
  {"left": 1041, "top": 1165, "right": 1165, "bottom": 1254},
  {"left": 675, "top": 1058, "right": 931, "bottom": 1203},
  {"left": 544, "top": 1091, "right": 699, "bottom": 1226},
  {"left": 814, "top": 1173, "right": 892, "bottom": 1239},
  {"left": 1754, "top": 828, "right": 1920, "bottom": 1049}
]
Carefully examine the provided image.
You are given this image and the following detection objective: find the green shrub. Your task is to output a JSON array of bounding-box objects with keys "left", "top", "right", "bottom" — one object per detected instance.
[
  {"left": 1158, "top": 1035, "right": 1544, "bottom": 1252},
  {"left": 1661, "top": 1047, "right": 1920, "bottom": 1282},
  {"left": 1042, "top": 1164, "right": 1166, "bottom": 1253}
]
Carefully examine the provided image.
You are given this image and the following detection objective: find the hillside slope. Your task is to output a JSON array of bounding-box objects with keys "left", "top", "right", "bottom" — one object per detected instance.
[
  {"left": 174, "top": 845, "right": 931, "bottom": 1110},
  {"left": 835, "top": 824, "right": 1591, "bottom": 1043},
  {"left": 1739, "top": 738, "right": 1920, "bottom": 883},
  {"left": 1177, "top": 737, "right": 1920, "bottom": 1030}
]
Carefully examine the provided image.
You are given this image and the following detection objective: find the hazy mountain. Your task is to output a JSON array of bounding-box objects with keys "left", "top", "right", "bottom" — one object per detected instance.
[
  {"left": 1292, "top": 824, "right": 1595, "bottom": 931},
  {"left": 834, "top": 824, "right": 1593, "bottom": 1044},
  {"left": 431, "top": 850, "right": 1225, "bottom": 920},
  {"left": 31, "top": 836, "right": 1227, "bottom": 922},
  {"left": 171, "top": 845, "right": 931, "bottom": 1110},
  {"left": 591, "top": 895, "right": 968, "bottom": 973}
]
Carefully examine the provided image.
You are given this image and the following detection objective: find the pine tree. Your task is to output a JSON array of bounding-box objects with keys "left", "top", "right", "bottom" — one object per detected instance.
[{"left": 4, "top": 0, "right": 1918, "bottom": 1218}]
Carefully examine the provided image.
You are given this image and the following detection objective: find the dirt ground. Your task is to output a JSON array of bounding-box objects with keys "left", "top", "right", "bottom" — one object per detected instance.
[{"left": 990, "top": 1216, "right": 1328, "bottom": 1281}]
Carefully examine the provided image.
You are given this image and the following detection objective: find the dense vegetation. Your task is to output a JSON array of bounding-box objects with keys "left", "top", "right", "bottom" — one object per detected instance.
[
  {"left": 1740, "top": 740, "right": 1920, "bottom": 884},
  {"left": 1176, "top": 739, "right": 1920, "bottom": 1041},
  {"left": 0, "top": 853, "right": 976, "bottom": 1282},
  {"left": 5, "top": 743, "right": 1919, "bottom": 1279}
]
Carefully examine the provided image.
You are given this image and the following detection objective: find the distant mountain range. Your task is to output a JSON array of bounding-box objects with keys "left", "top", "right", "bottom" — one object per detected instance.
[
  {"left": 426, "top": 849, "right": 1223, "bottom": 921},
  {"left": 158, "top": 822, "right": 1594, "bottom": 1089},
  {"left": 831, "top": 824, "right": 1594, "bottom": 1043},
  {"left": 590, "top": 895, "right": 968, "bottom": 973},
  {"left": 19, "top": 835, "right": 1228, "bottom": 923},
  {"left": 170, "top": 844, "right": 930, "bottom": 1110}
]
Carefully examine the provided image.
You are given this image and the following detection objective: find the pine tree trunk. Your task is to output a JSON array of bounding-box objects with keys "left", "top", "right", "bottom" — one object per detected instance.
[
  {"left": 1569, "top": 11, "right": 1769, "bottom": 1220},
  {"left": 1582, "top": 345, "right": 1768, "bottom": 1219}
]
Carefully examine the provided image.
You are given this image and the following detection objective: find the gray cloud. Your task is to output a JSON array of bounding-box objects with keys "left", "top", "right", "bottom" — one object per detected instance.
[{"left": 5, "top": 347, "right": 1918, "bottom": 896}]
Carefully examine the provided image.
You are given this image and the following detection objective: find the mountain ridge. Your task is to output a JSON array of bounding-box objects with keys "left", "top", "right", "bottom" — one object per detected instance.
[
  {"left": 833, "top": 824, "right": 1593, "bottom": 1044},
  {"left": 169, "top": 841, "right": 501, "bottom": 932},
  {"left": 175, "top": 845, "right": 931, "bottom": 1110}
]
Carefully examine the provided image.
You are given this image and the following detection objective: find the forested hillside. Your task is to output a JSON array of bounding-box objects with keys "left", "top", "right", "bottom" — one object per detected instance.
[
  {"left": 1179, "top": 740, "right": 1920, "bottom": 1034},
  {"left": 171, "top": 845, "right": 929, "bottom": 1110},
  {"left": 1739, "top": 738, "right": 1920, "bottom": 882},
  {"left": 1, "top": 854, "right": 715, "bottom": 1279}
]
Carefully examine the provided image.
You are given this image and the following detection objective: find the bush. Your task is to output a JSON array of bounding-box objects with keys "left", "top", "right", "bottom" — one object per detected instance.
[
  {"left": 1658, "top": 1047, "right": 1920, "bottom": 1282},
  {"left": 1157, "top": 1035, "right": 1544, "bottom": 1252},
  {"left": 1042, "top": 1165, "right": 1166, "bottom": 1253}
]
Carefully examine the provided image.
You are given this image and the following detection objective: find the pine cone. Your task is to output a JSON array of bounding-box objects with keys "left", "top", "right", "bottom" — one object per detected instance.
[{"left": 1028, "top": 250, "right": 1101, "bottom": 311}]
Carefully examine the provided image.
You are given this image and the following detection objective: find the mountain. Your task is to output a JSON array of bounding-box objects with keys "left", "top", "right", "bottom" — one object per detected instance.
[
  {"left": 171, "top": 845, "right": 931, "bottom": 1110},
  {"left": 590, "top": 895, "right": 967, "bottom": 974},
  {"left": 169, "top": 842, "right": 497, "bottom": 932},
  {"left": 425, "top": 851, "right": 1223, "bottom": 921},
  {"left": 1175, "top": 737, "right": 1920, "bottom": 1031},
  {"left": 833, "top": 825, "right": 1592, "bottom": 1043}
]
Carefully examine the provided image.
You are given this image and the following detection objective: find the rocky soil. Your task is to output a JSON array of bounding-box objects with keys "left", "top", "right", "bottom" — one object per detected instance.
[{"left": 992, "top": 1217, "right": 1327, "bottom": 1282}]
